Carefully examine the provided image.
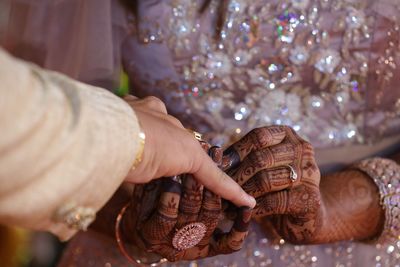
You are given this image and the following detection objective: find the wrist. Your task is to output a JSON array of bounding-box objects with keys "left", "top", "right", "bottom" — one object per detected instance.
[
  {"left": 351, "top": 158, "right": 399, "bottom": 243},
  {"left": 131, "top": 126, "right": 146, "bottom": 171}
]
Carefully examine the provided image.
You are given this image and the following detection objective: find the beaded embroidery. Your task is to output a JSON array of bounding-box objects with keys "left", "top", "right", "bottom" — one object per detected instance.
[{"left": 127, "top": 0, "right": 400, "bottom": 148}]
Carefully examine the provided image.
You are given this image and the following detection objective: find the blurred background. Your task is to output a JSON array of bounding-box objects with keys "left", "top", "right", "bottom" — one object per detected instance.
[{"left": 0, "top": 225, "right": 64, "bottom": 267}]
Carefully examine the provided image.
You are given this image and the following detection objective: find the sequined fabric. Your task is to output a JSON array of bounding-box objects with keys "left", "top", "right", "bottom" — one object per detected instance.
[
  {"left": 123, "top": 0, "right": 400, "bottom": 148},
  {"left": 58, "top": 0, "right": 400, "bottom": 266}
]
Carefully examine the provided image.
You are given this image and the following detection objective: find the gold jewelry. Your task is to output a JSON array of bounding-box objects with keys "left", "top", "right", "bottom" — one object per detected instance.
[
  {"left": 186, "top": 129, "right": 203, "bottom": 141},
  {"left": 54, "top": 203, "right": 96, "bottom": 231},
  {"left": 132, "top": 128, "right": 146, "bottom": 170},
  {"left": 115, "top": 202, "right": 168, "bottom": 266}
]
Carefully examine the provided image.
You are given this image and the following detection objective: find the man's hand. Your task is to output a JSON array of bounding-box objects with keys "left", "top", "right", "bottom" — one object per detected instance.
[{"left": 124, "top": 95, "right": 256, "bottom": 209}]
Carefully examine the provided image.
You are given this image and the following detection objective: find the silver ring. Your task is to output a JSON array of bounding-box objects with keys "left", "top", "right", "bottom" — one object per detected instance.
[{"left": 286, "top": 165, "right": 298, "bottom": 182}]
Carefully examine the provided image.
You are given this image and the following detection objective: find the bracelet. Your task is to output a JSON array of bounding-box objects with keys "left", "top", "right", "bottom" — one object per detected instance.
[
  {"left": 132, "top": 128, "right": 146, "bottom": 170},
  {"left": 353, "top": 157, "right": 400, "bottom": 244},
  {"left": 115, "top": 202, "right": 168, "bottom": 266}
]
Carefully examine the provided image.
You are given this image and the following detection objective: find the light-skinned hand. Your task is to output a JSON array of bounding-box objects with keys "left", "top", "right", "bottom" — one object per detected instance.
[{"left": 123, "top": 95, "right": 256, "bottom": 209}]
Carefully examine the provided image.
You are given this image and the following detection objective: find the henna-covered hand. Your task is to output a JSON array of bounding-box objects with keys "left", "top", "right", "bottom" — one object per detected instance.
[
  {"left": 223, "top": 126, "right": 322, "bottom": 244},
  {"left": 124, "top": 145, "right": 252, "bottom": 262}
]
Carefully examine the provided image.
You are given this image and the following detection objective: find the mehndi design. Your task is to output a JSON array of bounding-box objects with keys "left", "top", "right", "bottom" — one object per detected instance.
[
  {"left": 223, "top": 126, "right": 322, "bottom": 243},
  {"left": 124, "top": 144, "right": 252, "bottom": 263}
]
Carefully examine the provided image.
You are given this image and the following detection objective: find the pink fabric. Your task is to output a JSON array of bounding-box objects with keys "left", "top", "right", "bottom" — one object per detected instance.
[{"left": 1, "top": 0, "right": 127, "bottom": 88}]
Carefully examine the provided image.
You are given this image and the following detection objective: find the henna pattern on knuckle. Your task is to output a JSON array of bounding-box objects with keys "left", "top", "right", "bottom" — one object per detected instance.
[
  {"left": 273, "top": 183, "right": 322, "bottom": 244},
  {"left": 235, "top": 148, "right": 276, "bottom": 184},
  {"left": 230, "top": 126, "right": 286, "bottom": 161},
  {"left": 254, "top": 190, "right": 289, "bottom": 217},
  {"left": 243, "top": 168, "right": 293, "bottom": 198}
]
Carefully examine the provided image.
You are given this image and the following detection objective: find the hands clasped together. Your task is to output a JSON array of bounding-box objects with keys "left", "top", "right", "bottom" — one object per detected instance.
[
  {"left": 126, "top": 143, "right": 252, "bottom": 262},
  {"left": 121, "top": 96, "right": 322, "bottom": 262}
]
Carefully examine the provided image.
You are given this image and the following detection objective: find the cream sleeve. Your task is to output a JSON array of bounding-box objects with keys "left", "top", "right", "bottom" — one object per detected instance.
[{"left": 0, "top": 49, "right": 141, "bottom": 240}]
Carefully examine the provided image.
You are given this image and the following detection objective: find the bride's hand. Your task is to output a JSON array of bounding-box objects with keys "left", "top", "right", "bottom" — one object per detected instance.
[
  {"left": 223, "top": 126, "right": 322, "bottom": 243},
  {"left": 125, "top": 145, "right": 252, "bottom": 262},
  {"left": 123, "top": 95, "right": 255, "bottom": 209}
]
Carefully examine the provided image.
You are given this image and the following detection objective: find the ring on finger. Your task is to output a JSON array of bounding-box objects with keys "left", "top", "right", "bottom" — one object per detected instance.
[
  {"left": 172, "top": 222, "right": 207, "bottom": 250},
  {"left": 285, "top": 164, "right": 298, "bottom": 182},
  {"left": 186, "top": 129, "right": 203, "bottom": 141}
]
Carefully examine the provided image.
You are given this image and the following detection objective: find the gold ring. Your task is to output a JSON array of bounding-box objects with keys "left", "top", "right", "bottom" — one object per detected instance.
[{"left": 186, "top": 129, "right": 203, "bottom": 141}]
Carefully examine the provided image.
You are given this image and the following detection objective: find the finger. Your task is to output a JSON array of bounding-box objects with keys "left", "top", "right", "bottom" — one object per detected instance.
[
  {"left": 134, "top": 96, "right": 168, "bottom": 114},
  {"left": 135, "top": 180, "right": 163, "bottom": 229},
  {"left": 297, "top": 143, "right": 320, "bottom": 185},
  {"left": 252, "top": 182, "right": 320, "bottom": 218},
  {"left": 209, "top": 206, "right": 252, "bottom": 256},
  {"left": 131, "top": 180, "right": 165, "bottom": 250},
  {"left": 164, "top": 114, "right": 185, "bottom": 128},
  {"left": 175, "top": 174, "right": 203, "bottom": 228},
  {"left": 141, "top": 177, "right": 181, "bottom": 251},
  {"left": 123, "top": 95, "right": 139, "bottom": 102},
  {"left": 234, "top": 128, "right": 317, "bottom": 188},
  {"left": 157, "top": 189, "right": 217, "bottom": 262},
  {"left": 222, "top": 126, "right": 287, "bottom": 170},
  {"left": 178, "top": 189, "right": 222, "bottom": 261},
  {"left": 199, "top": 141, "right": 212, "bottom": 151},
  {"left": 279, "top": 128, "right": 319, "bottom": 186},
  {"left": 157, "top": 187, "right": 217, "bottom": 262},
  {"left": 242, "top": 167, "right": 294, "bottom": 198},
  {"left": 209, "top": 146, "right": 223, "bottom": 167},
  {"left": 198, "top": 189, "right": 221, "bottom": 244},
  {"left": 192, "top": 153, "right": 256, "bottom": 208},
  {"left": 230, "top": 142, "right": 295, "bottom": 186},
  {"left": 253, "top": 190, "right": 289, "bottom": 218},
  {"left": 197, "top": 145, "right": 223, "bottom": 243},
  {"left": 175, "top": 141, "right": 212, "bottom": 227}
]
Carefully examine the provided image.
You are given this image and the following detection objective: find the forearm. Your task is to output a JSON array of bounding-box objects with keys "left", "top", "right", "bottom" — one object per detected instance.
[
  {"left": 313, "top": 170, "right": 384, "bottom": 243},
  {"left": 0, "top": 49, "right": 141, "bottom": 240}
]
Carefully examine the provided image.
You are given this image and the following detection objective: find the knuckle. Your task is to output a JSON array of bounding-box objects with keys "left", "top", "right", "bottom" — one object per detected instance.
[
  {"left": 303, "top": 144, "right": 314, "bottom": 155},
  {"left": 251, "top": 127, "right": 269, "bottom": 148},
  {"left": 289, "top": 185, "right": 321, "bottom": 215},
  {"left": 166, "top": 115, "right": 184, "bottom": 127},
  {"left": 144, "top": 96, "right": 167, "bottom": 111},
  {"left": 281, "top": 125, "right": 292, "bottom": 133},
  {"left": 255, "top": 149, "right": 273, "bottom": 168}
]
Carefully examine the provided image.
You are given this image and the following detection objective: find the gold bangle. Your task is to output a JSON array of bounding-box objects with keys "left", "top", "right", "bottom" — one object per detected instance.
[
  {"left": 115, "top": 202, "right": 168, "bottom": 267},
  {"left": 132, "top": 128, "right": 146, "bottom": 170}
]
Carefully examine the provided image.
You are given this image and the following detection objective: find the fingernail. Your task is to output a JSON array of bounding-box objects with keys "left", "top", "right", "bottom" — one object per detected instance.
[{"left": 222, "top": 146, "right": 241, "bottom": 170}]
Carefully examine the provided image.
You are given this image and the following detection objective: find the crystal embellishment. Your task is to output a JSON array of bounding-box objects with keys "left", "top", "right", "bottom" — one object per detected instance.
[
  {"left": 314, "top": 49, "right": 341, "bottom": 73},
  {"left": 345, "top": 8, "right": 366, "bottom": 29},
  {"left": 290, "top": 46, "right": 310, "bottom": 65}
]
